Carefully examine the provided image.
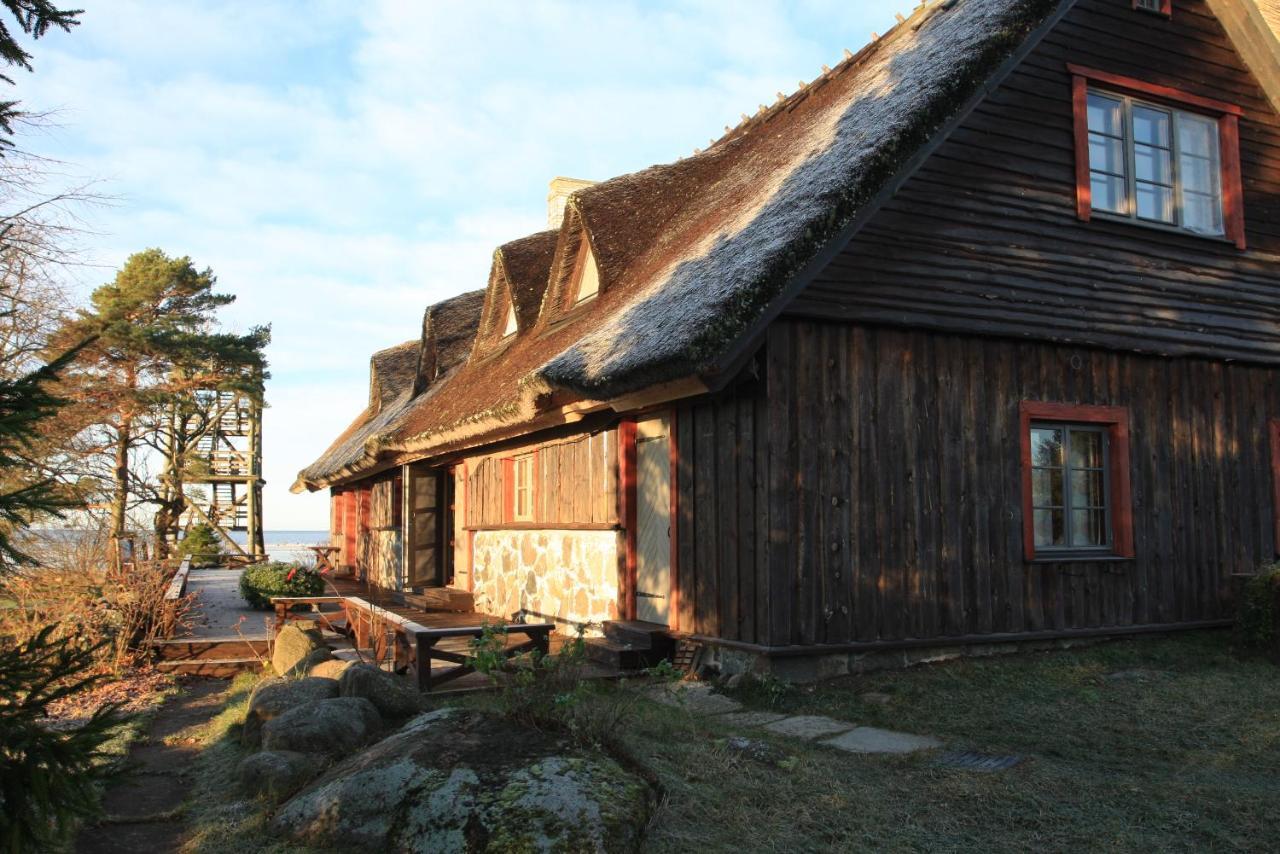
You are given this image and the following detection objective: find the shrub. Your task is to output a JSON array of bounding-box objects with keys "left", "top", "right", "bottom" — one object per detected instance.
[
  {"left": 238, "top": 562, "right": 324, "bottom": 610},
  {"left": 470, "top": 623, "right": 590, "bottom": 729},
  {"left": 175, "top": 523, "right": 225, "bottom": 568},
  {"left": 1235, "top": 564, "right": 1280, "bottom": 653},
  {"left": 0, "top": 625, "right": 128, "bottom": 852}
]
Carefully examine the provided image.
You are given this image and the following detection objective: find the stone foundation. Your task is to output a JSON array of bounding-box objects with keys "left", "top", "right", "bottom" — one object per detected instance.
[{"left": 472, "top": 530, "right": 620, "bottom": 635}]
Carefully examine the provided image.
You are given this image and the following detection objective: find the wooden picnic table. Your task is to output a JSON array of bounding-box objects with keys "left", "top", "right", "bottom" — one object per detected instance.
[{"left": 307, "top": 545, "right": 341, "bottom": 574}]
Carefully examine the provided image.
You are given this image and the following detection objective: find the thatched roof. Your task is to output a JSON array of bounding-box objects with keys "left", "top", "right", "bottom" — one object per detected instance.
[{"left": 297, "top": 0, "right": 1064, "bottom": 488}]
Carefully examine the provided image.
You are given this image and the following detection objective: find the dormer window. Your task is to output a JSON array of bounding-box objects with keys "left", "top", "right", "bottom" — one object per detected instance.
[
  {"left": 570, "top": 241, "right": 600, "bottom": 306},
  {"left": 502, "top": 302, "right": 518, "bottom": 338}
]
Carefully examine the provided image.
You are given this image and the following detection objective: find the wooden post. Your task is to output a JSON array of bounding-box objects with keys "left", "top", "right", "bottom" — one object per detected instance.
[{"left": 415, "top": 633, "right": 436, "bottom": 692}]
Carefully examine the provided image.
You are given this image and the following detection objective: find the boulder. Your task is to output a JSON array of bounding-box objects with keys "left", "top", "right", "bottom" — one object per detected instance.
[
  {"left": 338, "top": 663, "right": 424, "bottom": 719},
  {"left": 272, "top": 624, "right": 329, "bottom": 677},
  {"left": 260, "top": 697, "right": 382, "bottom": 757},
  {"left": 237, "top": 750, "right": 321, "bottom": 801},
  {"left": 309, "top": 658, "right": 354, "bottom": 680},
  {"left": 242, "top": 677, "right": 340, "bottom": 747},
  {"left": 271, "top": 708, "right": 652, "bottom": 852}
]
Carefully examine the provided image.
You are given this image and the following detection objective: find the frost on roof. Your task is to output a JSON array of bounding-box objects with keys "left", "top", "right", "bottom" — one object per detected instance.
[{"left": 539, "top": 0, "right": 1057, "bottom": 398}]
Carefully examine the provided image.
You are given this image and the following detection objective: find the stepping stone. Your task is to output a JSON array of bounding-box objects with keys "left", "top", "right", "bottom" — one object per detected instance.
[
  {"left": 644, "top": 683, "right": 743, "bottom": 715},
  {"left": 764, "top": 715, "right": 855, "bottom": 740},
  {"left": 720, "top": 711, "right": 787, "bottom": 728},
  {"left": 821, "top": 726, "right": 943, "bottom": 754}
]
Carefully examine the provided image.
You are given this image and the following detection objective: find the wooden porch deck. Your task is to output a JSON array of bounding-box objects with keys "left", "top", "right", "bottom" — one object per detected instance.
[{"left": 276, "top": 573, "right": 614, "bottom": 692}]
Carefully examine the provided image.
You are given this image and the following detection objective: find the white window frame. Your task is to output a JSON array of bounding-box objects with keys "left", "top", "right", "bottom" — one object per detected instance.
[
  {"left": 512, "top": 453, "right": 534, "bottom": 522},
  {"left": 1086, "top": 87, "right": 1224, "bottom": 238}
]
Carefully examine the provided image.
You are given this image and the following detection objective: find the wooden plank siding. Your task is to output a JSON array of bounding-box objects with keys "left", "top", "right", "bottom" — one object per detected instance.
[
  {"left": 464, "top": 429, "right": 619, "bottom": 529},
  {"left": 750, "top": 320, "right": 1275, "bottom": 648},
  {"left": 673, "top": 378, "right": 770, "bottom": 644},
  {"left": 787, "top": 0, "right": 1280, "bottom": 364}
]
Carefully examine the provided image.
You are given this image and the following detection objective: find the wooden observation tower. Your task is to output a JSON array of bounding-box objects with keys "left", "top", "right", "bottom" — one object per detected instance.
[{"left": 176, "top": 386, "right": 265, "bottom": 561}]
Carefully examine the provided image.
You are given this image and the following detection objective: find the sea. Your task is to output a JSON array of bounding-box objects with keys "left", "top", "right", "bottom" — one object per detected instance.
[
  {"left": 230, "top": 530, "right": 330, "bottom": 564},
  {"left": 25, "top": 529, "right": 330, "bottom": 566}
]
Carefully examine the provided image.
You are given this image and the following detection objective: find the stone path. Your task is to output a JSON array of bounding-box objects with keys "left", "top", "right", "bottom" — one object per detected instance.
[
  {"left": 75, "top": 679, "right": 230, "bottom": 854},
  {"left": 644, "top": 682, "right": 943, "bottom": 755}
]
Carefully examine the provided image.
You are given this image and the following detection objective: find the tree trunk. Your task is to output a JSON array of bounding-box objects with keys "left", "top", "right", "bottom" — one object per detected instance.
[{"left": 110, "top": 416, "right": 130, "bottom": 571}]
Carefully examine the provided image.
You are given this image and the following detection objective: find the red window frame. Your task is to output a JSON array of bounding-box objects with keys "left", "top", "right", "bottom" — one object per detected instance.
[
  {"left": 1069, "top": 64, "right": 1245, "bottom": 250},
  {"left": 1019, "top": 401, "right": 1134, "bottom": 561},
  {"left": 1132, "top": 0, "right": 1172, "bottom": 17},
  {"left": 1271, "top": 419, "right": 1280, "bottom": 556}
]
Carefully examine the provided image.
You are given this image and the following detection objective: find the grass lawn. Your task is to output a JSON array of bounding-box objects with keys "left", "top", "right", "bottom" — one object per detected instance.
[
  {"left": 631, "top": 631, "right": 1280, "bottom": 853},
  {"left": 176, "top": 632, "right": 1279, "bottom": 853}
]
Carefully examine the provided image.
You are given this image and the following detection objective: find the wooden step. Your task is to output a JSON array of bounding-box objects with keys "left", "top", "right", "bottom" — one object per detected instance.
[
  {"left": 151, "top": 638, "right": 269, "bottom": 662},
  {"left": 602, "top": 621, "right": 677, "bottom": 660},
  {"left": 404, "top": 586, "right": 474, "bottom": 613},
  {"left": 155, "top": 658, "right": 264, "bottom": 678},
  {"left": 584, "top": 637, "right": 662, "bottom": 672}
]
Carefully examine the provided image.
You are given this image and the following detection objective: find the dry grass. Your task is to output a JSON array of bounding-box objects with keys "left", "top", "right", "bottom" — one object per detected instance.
[{"left": 632, "top": 631, "right": 1280, "bottom": 853}]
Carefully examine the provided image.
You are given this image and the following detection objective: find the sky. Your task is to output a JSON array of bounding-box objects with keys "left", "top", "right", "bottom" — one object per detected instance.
[{"left": 16, "top": 0, "right": 898, "bottom": 530}]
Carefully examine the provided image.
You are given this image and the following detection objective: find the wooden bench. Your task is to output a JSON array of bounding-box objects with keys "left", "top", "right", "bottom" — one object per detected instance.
[{"left": 271, "top": 595, "right": 348, "bottom": 636}]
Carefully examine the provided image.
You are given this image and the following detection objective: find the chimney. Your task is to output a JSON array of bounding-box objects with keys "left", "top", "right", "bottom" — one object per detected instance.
[{"left": 547, "top": 176, "right": 596, "bottom": 228}]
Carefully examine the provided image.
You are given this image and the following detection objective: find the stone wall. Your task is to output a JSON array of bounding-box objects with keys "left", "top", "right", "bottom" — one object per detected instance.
[
  {"left": 359, "top": 529, "right": 402, "bottom": 591},
  {"left": 472, "top": 530, "right": 619, "bottom": 635}
]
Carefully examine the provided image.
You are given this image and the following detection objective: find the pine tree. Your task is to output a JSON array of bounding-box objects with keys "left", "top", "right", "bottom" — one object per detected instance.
[
  {"left": 0, "top": 2, "right": 81, "bottom": 142},
  {"left": 54, "top": 249, "right": 270, "bottom": 563}
]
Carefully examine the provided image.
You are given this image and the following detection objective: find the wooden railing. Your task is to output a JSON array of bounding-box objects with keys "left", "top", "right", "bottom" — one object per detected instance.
[
  {"left": 162, "top": 556, "right": 193, "bottom": 638},
  {"left": 270, "top": 594, "right": 553, "bottom": 692}
]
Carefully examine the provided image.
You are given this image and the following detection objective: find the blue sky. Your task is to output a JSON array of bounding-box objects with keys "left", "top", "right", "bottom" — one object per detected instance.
[{"left": 18, "top": 1, "right": 897, "bottom": 529}]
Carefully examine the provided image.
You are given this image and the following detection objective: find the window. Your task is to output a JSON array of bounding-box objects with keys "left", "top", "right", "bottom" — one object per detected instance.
[
  {"left": 1019, "top": 402, "right": 1134, "bottom": 561},
  {"left": 1069, "top": 65, "right": 1245, "bottom": 249},
  {"left": 1087, "top": 90, "right": 1222, "bottom": 235},
  {"left": 1133, "top": 0, "right": 1171, "bottom": 15},
  {"left": 1028, "top": 424, "right": 1109, "bottom": 551},
  {"left": 502, "top": 302, "right": 518, "bottom": 338},
  {"left": 571, "top": 241, "right": 600, "bottom": 306},
  {"left": 511, "top": 453, "right": 534, "bottom": 522}
]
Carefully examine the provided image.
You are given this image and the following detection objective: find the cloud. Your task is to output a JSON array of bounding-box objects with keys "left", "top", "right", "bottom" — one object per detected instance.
[{"left": 15, "top": 0, "right": 895, "bottom": 528}]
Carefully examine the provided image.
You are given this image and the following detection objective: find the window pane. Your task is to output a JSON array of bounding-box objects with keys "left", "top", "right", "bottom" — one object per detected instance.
[
  {"left": 1134, "top": 145, "right": 1170, "bottom": 184},
  {"left": 1087, "top": 93, "right": 1124, "bottom": 136},
  {"left": 1071, "top": 469, "right": 1107, "bottom": 507},
  {"left": 1035, "top": 509, "right": 1066, "bottom": 547},
  {"left": 1091, "top": 174, "right": 1127, "bottom": 214},
  {"left": 1071, "top": 509, "right": 1107, "bottom": 547},
  {"left": 1182, "top": 191, "right": 1223, "bottom": 236},
  {"left": 1180, "top": 154, "right": 1214, "bottom": 195},
  {"left": 1069, "top": 430, "right": 1104, "bottom": 468},
  {"left": 1177, "top": 114, "right": 1216, "bottom": 159},
  {"left": 1132, "top": 106, "right": 1170, "bottom": 147},
  {"left": 1031, "top": 428, "right": 1063, "bottom": 467},
  {"left": 1136, "top": 182, "right": 1174, "bottom": 223},
  {"left": 1032, "top": 469, "right": 1064, "bottom": 507},
  {"left": 1089, "top": 133, "right": 1126, "bottom": 175}
]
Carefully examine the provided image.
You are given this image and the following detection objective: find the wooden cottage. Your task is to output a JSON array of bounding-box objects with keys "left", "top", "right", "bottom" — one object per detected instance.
[{"left": 296, "top": 0, "right": 1280, "bottom": 677}]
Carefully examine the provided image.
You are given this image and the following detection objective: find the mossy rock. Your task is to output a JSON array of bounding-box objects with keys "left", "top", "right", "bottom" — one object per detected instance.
[
  {"left": 238, "top": 750, "right": 321, "bottom": 802},
  {"left": 339, "top": 662, "right": 425, "bottom": 720},
  {"left": 261, "top": 697, "right": 382, "bottom": 757},
  {"left": 270, "top": 708, "right": 652, "bottom": 852},
  {"left": 242, "top": 677, "right": 339, "bottom": 748},
  {"left": 272, "top": 624, "right": 329, "bottom": 677}
]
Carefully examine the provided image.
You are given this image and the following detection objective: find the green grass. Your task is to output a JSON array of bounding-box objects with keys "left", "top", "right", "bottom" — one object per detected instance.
[
  {"left": 172, "top": 633, "right": 1280, "bottom": 853},
  {"left": 631, "top": 632, "right": 1280, "bottom": 853},
  {"left": 182, "top": 671, "right": 311, "bottom": 854}
]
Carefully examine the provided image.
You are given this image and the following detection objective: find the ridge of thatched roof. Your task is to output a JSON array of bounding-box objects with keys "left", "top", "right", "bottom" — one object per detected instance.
[
  {"left": 291, "top": 289, "right": 486, "bottom": 492},
  {"left": 381, "top": 0, "right": 1062, "bottom": 456}
]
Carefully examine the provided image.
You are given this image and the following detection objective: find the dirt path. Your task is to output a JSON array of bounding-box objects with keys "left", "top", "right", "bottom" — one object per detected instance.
[{"left": 76, "top": 678, "right": 230, "bottom": 854}]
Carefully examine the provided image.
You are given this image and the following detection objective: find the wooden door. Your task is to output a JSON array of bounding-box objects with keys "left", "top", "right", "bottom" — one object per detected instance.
[
  {"left": 635, "top": 416, "right": 673, "bottom": 625},
  {"left": 403, "top": 463, "right": 446, "bottom": 589}
]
